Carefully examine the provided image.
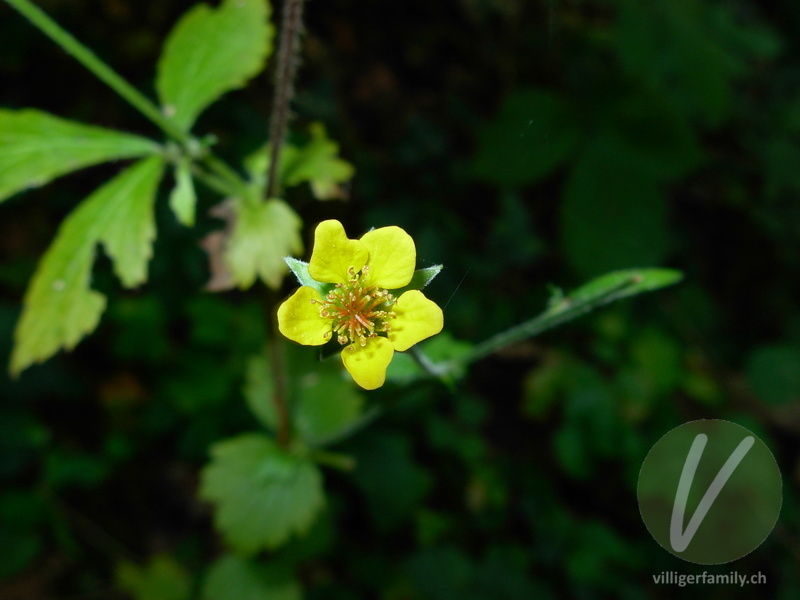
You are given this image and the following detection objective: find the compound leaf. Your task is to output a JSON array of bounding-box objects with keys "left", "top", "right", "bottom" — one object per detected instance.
[
  {"left": 200, "top": 433, "right": 325, "bottom": 554},
  {"left": 0, "top": 109, "right": 158, "bottom": 204},
  {"left": 11, "top": 157, "right": 165, "bottom": 375}
]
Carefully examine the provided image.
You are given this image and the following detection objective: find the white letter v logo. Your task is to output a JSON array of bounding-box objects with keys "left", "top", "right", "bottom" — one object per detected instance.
[{"left": 670, "top": 433, "right": 755, "bottom": 552}]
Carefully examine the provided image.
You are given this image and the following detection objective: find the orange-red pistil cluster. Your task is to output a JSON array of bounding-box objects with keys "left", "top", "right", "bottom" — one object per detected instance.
[{"left": 312, "top": 266, "right": 396, "bottom": 348}]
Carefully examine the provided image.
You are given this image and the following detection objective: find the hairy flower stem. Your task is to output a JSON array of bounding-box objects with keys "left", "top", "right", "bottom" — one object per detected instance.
[{"left": 266, "top": 0, "right": 306, "bottom": 199}]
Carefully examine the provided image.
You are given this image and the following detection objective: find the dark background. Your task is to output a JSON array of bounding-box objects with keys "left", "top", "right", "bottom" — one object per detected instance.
[{"left": 1, "top": 0, "right": 800, "bottom": 598}]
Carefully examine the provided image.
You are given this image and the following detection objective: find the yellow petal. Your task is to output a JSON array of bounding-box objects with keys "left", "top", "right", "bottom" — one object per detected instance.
[
  {"left": 341, "top": 336, "right": 394, "bottom": 390},
  {"left": 308, "top": 220, "right": 369, "bottom": 284},
  {"left": 277, "top": 286, "right": 331, "bottom": 346},
  {"left": 388, "top": 290, "right": 444, "bottom": 352},
  {"left": 360, "top": 225, "right": 416, "bottom": 289}
]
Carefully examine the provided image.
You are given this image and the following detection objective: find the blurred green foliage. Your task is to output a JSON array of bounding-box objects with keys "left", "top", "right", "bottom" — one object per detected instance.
[{"left": 1, "top": 0, "right": 800, "bottom": 598}]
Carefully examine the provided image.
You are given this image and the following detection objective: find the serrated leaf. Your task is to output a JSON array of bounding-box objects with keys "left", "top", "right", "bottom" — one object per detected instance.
[
  {"left": 282, "top": 123, "right": 355, "bottom": 200},
  {"left": 200, "top": 433, "right": 325, "bottom": 553},
  {"left": 0, "top": 109, "right": 158, "bottom": 203},
  {"left": 116, "top": 555, "right": 192, "bottom": 600},
  {"left": 156, "top": 0, "right": 274, "bottom": 131},
  {"left": 283, "top": 257, "right": 331, "bottom": 296},
  {"left": 226, "top": 199, "right": 303, "bottom": 289},
  {"left": 202, "top": 555, "right": 301, "bottom": 600},
  {"left": 11, "top": 157, "right": 164, "bottom": 375},
  {"left": 169, "top": 159, "right": 196, "bottom": 226}
]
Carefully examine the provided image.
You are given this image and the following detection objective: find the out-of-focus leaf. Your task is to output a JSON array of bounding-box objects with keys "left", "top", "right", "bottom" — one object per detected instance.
[
  {"left": 0, "top": 529, "right": 41, "bottom": 579},
  {"left": 202, "top": 555, "right": 301, "bottom": 600},
  {"left": 560, "top": 136, "right": 672, "bottom": 277},
  {"left": 244, "top": 347, "right": 365, "bottom": 446},
  {"left": 612, "top": 0, "right": 753, "bottom": 125},
  {"left": 0, "top": 109, "right": 158, "bottom": 203},
  {"left": 604, "top": 93, "right": 704, "bottom": 180},
  {"left": 282, "top": 123, "right": 355, "bottom": 200},
  {"left": 116, "top": 555, "right": 192, "bottom": 600},
  {"left": 169, "top": 159, "right": 196, "bottom": 226},
  {"left": 472, "top": 89, "right": 580, "bottom": 187},
  {"left": 407, "top": 546, "right": 472, "bottom": 600},
  {"left": 746, "top": 345, "right": 800, "bottom": 405},
  {"left": 44, "top": 450, "right": 108, "bottom": 489},
  {"left": 243, "top": 353, "right": 277, "bottom": 431},
  {"left": 11, "top": 157, "right": 165, "bottom": 375},
  {"left": 293, "top": 367, "right": 364, "bottom": 446},
  {"left": 351, "top": 432, "right": 432, "bottom": 531},
  {"left": 567, "top": 521, "right": 638, "bottom": 587},
  {"left": 200, "top": 433, "right": 325, "bottom": 553},
  {"left": 225, "top": 199, "right": 303, "bottom": 290},
  {"left": 156, "top": 0, "right": 274, "bottom": 131}
]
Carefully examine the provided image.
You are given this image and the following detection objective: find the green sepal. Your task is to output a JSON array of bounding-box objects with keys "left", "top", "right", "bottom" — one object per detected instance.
[
  {"left": 283, "top": 257, "right": 333, "bottom": 297},
  {"left": 394, "top": 265, "right": 443, "bottom": 295}
]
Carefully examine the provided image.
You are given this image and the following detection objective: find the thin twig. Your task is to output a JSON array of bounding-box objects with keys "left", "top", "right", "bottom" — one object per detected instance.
[{"left": 266, "top": 0, "right": 306, "bottom": 199}]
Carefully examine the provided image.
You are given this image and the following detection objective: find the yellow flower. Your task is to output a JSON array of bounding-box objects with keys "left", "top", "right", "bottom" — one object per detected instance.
[{"left": 278, "top": 220, "right": 444, "bottom": 390}]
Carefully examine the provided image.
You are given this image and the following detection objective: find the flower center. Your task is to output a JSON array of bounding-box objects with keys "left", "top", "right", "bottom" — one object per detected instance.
[{"left": 313, "top": 265, "right": 397, "bottom": 348}]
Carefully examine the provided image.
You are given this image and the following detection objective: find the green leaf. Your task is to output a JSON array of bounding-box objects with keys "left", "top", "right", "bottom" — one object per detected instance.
[
  {"left": 0, "top": 109, "right": 158, "bottom": 203},
  {"left": 293, "top": 364, "right": 364, "bottom": 446},
  {"left": 200, "top": 433, "right": 325, "bottom": 553},
  {"left": 0, "top": 529, "right": 41, "bottom": 579},
  {"left": 351, "top": 432, "right": 432, "bottom": 531},
  {"left": 560, "top": 268, "right": 683, "bottom": 309},
  {"left": 11, "top": 156, "right": 164, "bottom": 375},
  {"left": 604, "top": 92, "right": 704, "bottom": 181},
  {"left": 746, "top": 345, "right": 800, "bottom": 405},
  {"left": 44, "top": 450, "right": 109, "bottom": 489},
  {"left": 471, "top": 89, "right": 580, "bottom": 187},
  {"left": 225, "top": 199, "right": 303, "bottom": 289},
  {"left": 169, "top": 159, "right": 196, "bottom": 226},
  {"left": 202, "top": 555, "right": 301, "bottom": 600},
  {"left": 284, "top": 257, "right": 332, "bottom": 297},
  {"left": 156, "top": 0, "right": 274, "bottom": 131},
  {"left": 116, "top": 555, "right": 192, "bottom": 600},
  {"left": 460, "top": 269, "right": 682, "bottom": 366},
  {"left": 244, "top": 124, "right": 354, "bottom": 200},
  {"left": 560, "top": 134, "right": 672, "bottom": 277},
  {"left": 282, "top": 122, "right": 355, "bottom": 199},
  {"left": 244, "top": 347, "right": 365, "bottom": 446},
  {"left": 243, "top": 353, "right": 278, "bottom": 431},
  {"left": 386, "top": 332, "right": 472, "bottom": 384}
]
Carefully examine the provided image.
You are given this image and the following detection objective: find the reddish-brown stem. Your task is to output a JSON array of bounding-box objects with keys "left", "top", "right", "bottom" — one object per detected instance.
[{"left": 266, "top": 0, "right": 306, "bottom": 200}]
